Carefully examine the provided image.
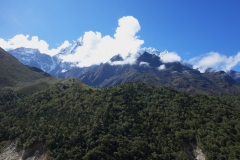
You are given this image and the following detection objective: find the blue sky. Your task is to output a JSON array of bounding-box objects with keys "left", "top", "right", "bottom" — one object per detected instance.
[{"left": 1, "top": 0, "right": 240, "bottom": 71}]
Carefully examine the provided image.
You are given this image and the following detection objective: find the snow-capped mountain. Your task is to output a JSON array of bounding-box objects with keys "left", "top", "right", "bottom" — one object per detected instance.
[
  {"left": 51, "top": 40, "right": 82, "bottom": 77},
  {"left": 55, "top": 39, "right": 82, "bottom": 60},
  {"left": 8, "top": 45, "right": 240, "bottom": 87},
  {"left": 8, "top": 40, "right": 92, "bottom": 78},
  {"left": 9, "top": 47, "right": 55, "bottom": 73},
  {"left": 60, "top": 40, "right": 82, "bottom": 55},
  {"left": 138, "top": 47, "right": 160, "bottom": 55},
  {"left": 9, "top": 45, "right": 163, "bottom": 78},
  {"left": 8, "top": 47, "right": 75, "bottom": 77}
]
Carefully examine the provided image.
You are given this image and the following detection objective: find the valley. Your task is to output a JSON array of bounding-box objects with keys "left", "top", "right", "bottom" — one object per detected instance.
[{"left": 1, "top": 1, "right": 240, "bottom": 159}]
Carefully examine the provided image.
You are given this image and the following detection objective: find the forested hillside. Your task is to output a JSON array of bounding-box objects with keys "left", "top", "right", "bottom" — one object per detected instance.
[{"left": 1, "top": 80, "right": 240, "bottom": 159}]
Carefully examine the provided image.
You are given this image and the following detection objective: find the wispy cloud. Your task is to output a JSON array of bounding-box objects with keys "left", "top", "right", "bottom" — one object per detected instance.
[{"left": 189, "top": 52, "right": 240, "bottom": 72}]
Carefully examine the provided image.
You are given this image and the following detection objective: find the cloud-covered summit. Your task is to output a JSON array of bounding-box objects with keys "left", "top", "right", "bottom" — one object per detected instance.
[
  {"left": 0, "top": 16, "right": 143, "bottom": 62},
  {"left": 58, "top": 16, "right": 144, "bottom": 67}
]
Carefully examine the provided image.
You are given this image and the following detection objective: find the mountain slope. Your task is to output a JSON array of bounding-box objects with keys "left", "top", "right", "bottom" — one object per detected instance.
[{"left": 0, "top": 47, "right": 51, "bottom": 89}]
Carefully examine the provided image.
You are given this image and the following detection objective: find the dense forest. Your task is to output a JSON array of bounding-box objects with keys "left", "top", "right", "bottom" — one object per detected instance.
[{"left": 1, "top": 79, "right": 240, "bottom": 159}]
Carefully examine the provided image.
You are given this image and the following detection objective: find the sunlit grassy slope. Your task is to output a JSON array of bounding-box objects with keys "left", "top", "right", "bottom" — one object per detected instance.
[{"left": 0, "top": 47, "right": 51, "bottom": 89}]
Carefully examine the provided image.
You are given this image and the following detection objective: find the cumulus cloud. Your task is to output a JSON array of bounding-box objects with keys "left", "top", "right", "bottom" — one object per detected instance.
[
  {"left": 189, "top": 52, "right": 240, "bottom": 72},
  {"left": 60, "top": 16, "right": 144, "bottom": 67},
  {"left": 0, "top": 34, "right": 69, "bottom": 56},
  {"left": 160, "top": 51, "right": 181, "bottom": 63}
]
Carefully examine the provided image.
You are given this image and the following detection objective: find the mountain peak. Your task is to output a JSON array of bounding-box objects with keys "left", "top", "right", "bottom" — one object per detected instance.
[
  {"left": 159, "top": 50, "right": 169, "bottom": 58},
  {"left": 138, "top": 47, "right": 160, "bottom": 55},
  {"left": 204, "top": 68, "right": 215, "bottom": 73},
  {"left": 59, "top": 40, "right": 82, "bottom": 56},
  {"left": 137, "top": 51, "right": 161, "bottom": 67},
  {"left": 110, "top": 54, "right": 124, "bottom": 62}
]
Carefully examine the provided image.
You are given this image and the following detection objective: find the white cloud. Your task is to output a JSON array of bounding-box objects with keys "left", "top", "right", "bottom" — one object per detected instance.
[
  {"left": 0, "top": 34, "right": 69, "bottom": 56},
  {"left": 160, "top": 51, "right": 181, "bottom": 63},
  {"left": 158, "top": 64, "right": 166, "bottom": 70},
  {"left": 189, "top": 52, "right": 240, "bottom": 72},
  {"left": 60, "top": 16, "right": 144, "bottom": 67}
]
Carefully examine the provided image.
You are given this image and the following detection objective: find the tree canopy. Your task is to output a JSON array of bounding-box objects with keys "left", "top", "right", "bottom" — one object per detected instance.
[{"left": 1, "top": 81, "right": 240, "bottom": 159}]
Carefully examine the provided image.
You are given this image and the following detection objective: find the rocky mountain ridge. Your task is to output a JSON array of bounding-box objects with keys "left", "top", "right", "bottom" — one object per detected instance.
[{"left": 80, "top": 51, "right": 240, "bottom": 94}]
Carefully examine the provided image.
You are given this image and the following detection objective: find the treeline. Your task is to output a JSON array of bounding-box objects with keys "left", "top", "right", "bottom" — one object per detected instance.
[{"left": 0, "top": 82, "right": 240, "bottom": 159}]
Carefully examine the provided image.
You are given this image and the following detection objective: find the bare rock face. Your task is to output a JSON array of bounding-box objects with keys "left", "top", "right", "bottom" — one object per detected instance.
[
  {"left": 0, "top": 141, "right": 23, "bottom": 160},
  {"left": 194, "top": 146, "right": 205, "bottom": 160},
  {"left": 0, "top": 141, "right": 47, "bottom": 160},
  {"left": 183, "top": 140, "right": 205, "bottom": 160}
]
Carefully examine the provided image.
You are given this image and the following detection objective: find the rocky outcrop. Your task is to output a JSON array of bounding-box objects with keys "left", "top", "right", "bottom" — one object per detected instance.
[
  {"left": 0, "top": 141, "right": 47, "bottom": 160},
  {"left": 183, "top": 140, "right": 205, "bottom": 160}
]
